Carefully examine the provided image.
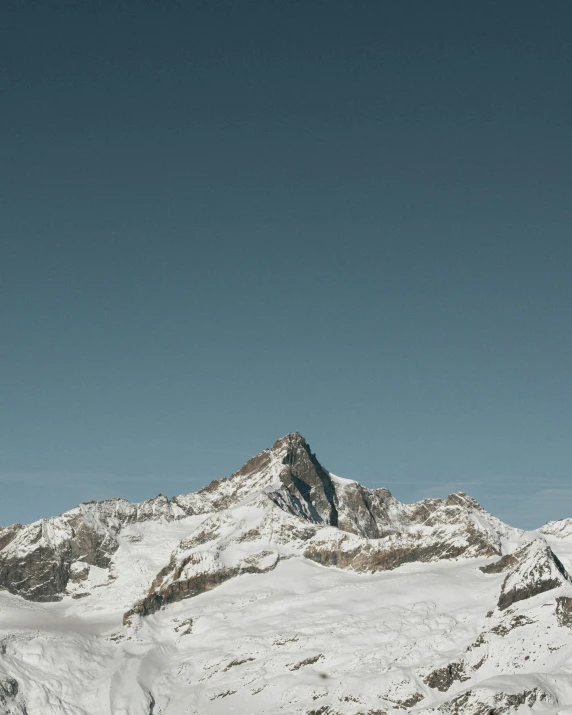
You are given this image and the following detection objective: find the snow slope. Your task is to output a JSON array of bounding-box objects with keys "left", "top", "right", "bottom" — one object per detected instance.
[{"left": 0, "top": 432, "right": 571, "bottom": 714}]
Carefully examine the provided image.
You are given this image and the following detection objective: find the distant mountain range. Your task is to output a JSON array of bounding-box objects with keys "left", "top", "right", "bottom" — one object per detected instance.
[{"left": 1, "top": 432, "right": 572, "bottom": 714}]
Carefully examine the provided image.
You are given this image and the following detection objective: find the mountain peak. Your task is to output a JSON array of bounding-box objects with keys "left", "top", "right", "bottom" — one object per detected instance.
[
  {"left": 230, "top": 431, "right": 311, "bottom": 481},
  {"left": 270, "top": 431, "right": 308, "bottom": 451}
]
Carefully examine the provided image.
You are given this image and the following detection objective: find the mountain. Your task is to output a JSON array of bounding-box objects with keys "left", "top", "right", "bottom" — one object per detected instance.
[{"left": 0, "top": 432, "right": 572, "bottom": 714}]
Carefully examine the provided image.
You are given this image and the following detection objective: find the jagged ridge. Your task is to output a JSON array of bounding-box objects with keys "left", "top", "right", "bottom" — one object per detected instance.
[
  {"left": 122, "top": 433, "right": 523, "bottom": 621},
  {"left": 0, "top": 432, "right": 524, "bottom": 606}
]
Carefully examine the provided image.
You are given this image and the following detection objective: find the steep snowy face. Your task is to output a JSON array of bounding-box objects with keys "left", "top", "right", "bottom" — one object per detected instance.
[
  {"left": 171, "top": 431, "right": 338, "bottom": 522},
  {"left": 480, "top": 538, "right": 572, "bottom": 611},
  {"left": 123, "top": 496, "right": 321, "bottom": 622},
  {"left": 540, "top": 517, "right": 572, "bottom": 539}
]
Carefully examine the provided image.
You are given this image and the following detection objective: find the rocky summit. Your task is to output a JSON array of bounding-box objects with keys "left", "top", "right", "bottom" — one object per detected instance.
[{"left": 1, "top": 433, "right": 572, "bottom": 714}]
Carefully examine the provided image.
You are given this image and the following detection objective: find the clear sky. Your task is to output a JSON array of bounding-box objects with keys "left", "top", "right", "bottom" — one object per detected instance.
[{"left": 2, "top": 1, "right": 572, "bottom": 529}]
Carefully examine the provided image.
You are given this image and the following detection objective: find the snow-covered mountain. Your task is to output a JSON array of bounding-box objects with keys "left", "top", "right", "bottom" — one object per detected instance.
[{"left": 1, "top": 432, "right": 572, "bottom": 714}]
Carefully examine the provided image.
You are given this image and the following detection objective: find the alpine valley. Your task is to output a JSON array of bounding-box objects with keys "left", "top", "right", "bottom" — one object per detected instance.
[{"left": 2, "top": 433, "right": 572, "bottom": 715}]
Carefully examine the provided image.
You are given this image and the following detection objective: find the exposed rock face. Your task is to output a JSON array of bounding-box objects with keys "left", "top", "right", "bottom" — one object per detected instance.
[
  {"left": 555, "top": 596, "right": 572, "bottom": 627},
  {"left": 0, "top": 678, "right": 18, "bottom": 704},
  {"left": 479, "top": 552, "right": 519, "bottom": 574},
  {"left": 489, "top": 613, "right": 535, "bottom": 636},
  {"left": 124, "top": 559, "right": 280, "bottom": 624},
  {"left": 267, "top": 433, "right": 339, "bottom": 527},
  {"left": 424, "top": 662, "right": 469, "bottom": 692},
  {"left": 170, "top": 432, "right": 339, "bottom": 525},
  {"left": 0, "top": 677, "right": 26, "bottom": 714},
  {"left": 303, "top": 529, "right": 495, "bottom": 573},
  {"left": 429, "top": 682, "right": 555, "bottom": 715},
  {"left": 489, "top": 539, "right": 571, "bottom": 611}
]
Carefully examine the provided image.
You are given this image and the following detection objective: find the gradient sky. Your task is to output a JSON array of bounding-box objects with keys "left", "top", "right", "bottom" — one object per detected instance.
[{"left": 2, "top": 1, "right": 572, "bottom": 529}]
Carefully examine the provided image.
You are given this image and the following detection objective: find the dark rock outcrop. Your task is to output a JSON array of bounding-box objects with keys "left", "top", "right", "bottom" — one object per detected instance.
[
  {"left": 555, "top": 596, "right": 572, "bottom": 627},
  {"left": 304, "top": 523, "right": 498, "bottom": 574},
  {"left": 493, "top": 540, "right": 571, "bottom": 611},
  {"left": 0, "top": 677, "right": 26, "bottom": 714},
  {"left": 479, "top": 552, "right": 519, "bottom": 574},
  {"left": 435, "top": 684, "right": 553, "bottom": 715},
  {"left": 0, "top": 495, "right": 176, "bottom": 601},
  {"left": 0, "top": 678, "right": 18, "bottom": 704},
  {"left": 425, "top": 662, "right": 469, "bottom": 692},
  {"left": 123, "top": 553, "right": 282, "bottom": 624},
  {"left": 265, "top": 433, "right": 339, "bottom": 527}
]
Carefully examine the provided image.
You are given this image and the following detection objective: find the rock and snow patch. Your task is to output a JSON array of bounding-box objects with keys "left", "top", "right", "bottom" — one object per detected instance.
[
  {"left": 328, "top": 472, "right": 356, "bottom": 485},
  {"left": 481, "top": 538, "right": 572, "bottom": 611},
  {"left": 541, "top": 517, "right": 572, "bottom": 540}
]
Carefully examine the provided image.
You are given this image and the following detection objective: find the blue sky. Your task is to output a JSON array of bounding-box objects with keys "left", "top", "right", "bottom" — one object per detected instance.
[{"left": 1, "top": 1, "right": 572, "bottom": 528}]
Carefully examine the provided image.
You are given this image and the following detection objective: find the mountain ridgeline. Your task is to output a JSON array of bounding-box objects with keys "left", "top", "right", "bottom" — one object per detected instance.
[
  {"left": 2, "top": 433, "right": 572, "bottom": 714},
  {"left": 0, "top": 431, "right": 550, "bottom": 614}
]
